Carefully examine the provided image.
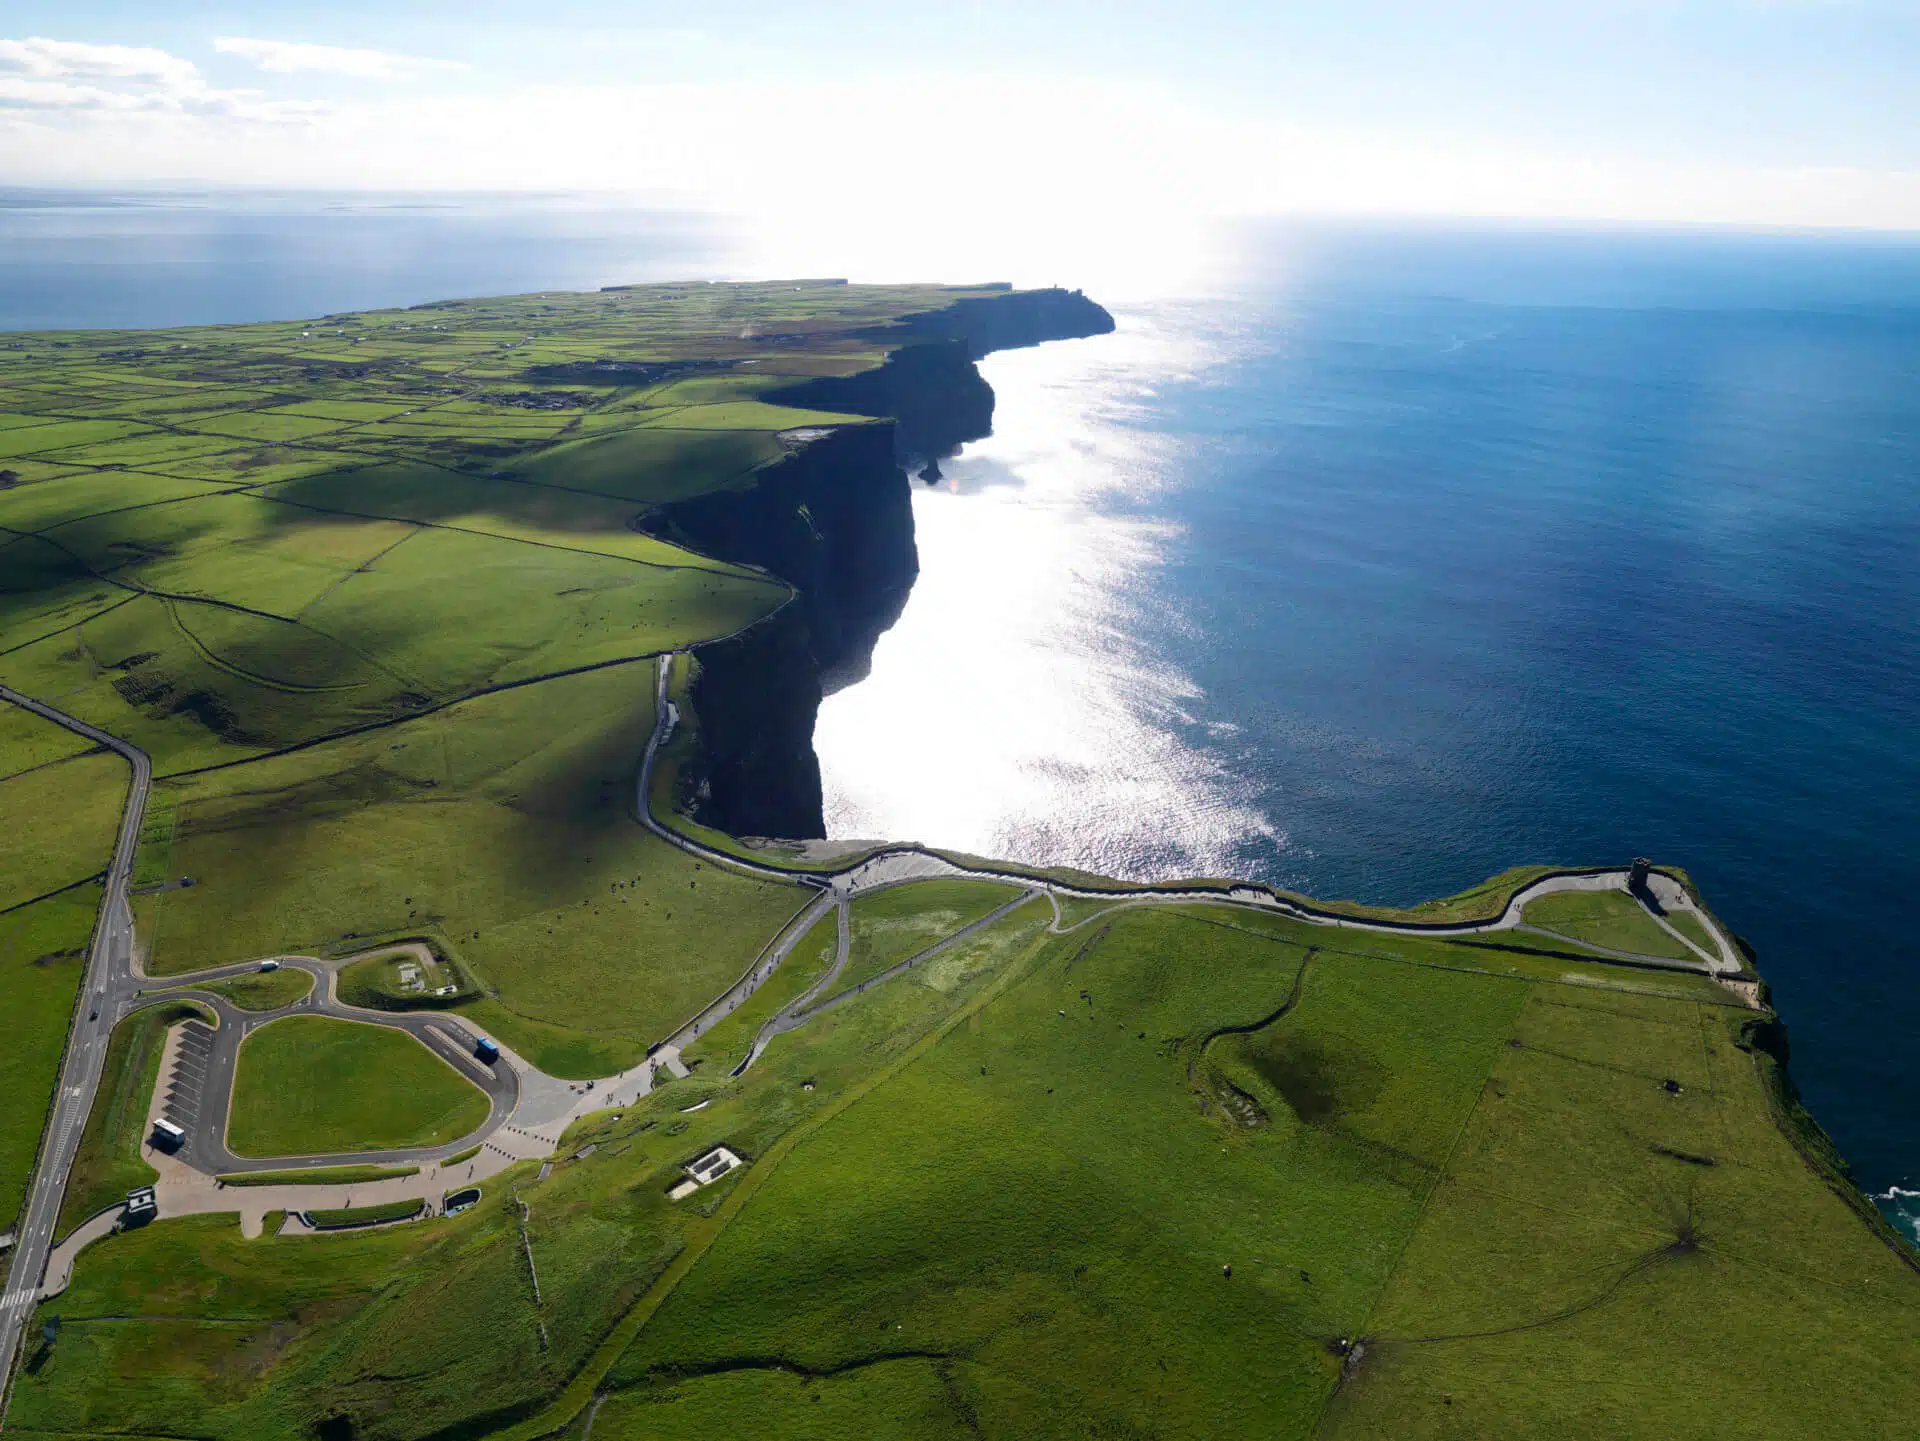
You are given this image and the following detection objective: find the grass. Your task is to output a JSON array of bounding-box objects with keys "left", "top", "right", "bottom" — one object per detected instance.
[
  {"left": 834, "top": 879, "right": 1026, "bottom": 998},
  {"left": 218, "top": 1164, "right": 418, "bottom": 1188},
  {"left": 18, "top": 889, "right": 1920, "bottom": 1440},
  {"left": 1664, "top": 907, "right": 1718, "bottom": 955},
  {"left": 137, "top": 665, "right": 812, "bottom": 1075},
  {"left": 196, "top": 967, "right": 313, "bottom": 1011},
  {"left": 226, "top": 1016, "right": 489, "bottom": 1158},
  {"left": 0, "top": 749, "right": 127, "bottom": 911},
  {"left": 58, "top": 1001, "right": 212, "bottom": 1236},
  {"left": 1522, "top": 888, "right": 1698, "bottom": 961},
  {"left": 0, "top": 887, "right": 96, "bottom": 1230},
  {"left": 1283, "top": 864, "right": 1561, "bottom": 925},
  {"left": 306, "top": 1199, "right": 424, "bottom": 1229},
  {"left": 1317, "top": 992, "right": 1920, "bottom": 1439},
  {"left": 0, "top": 699, "right": 94, "bottom": 779}
]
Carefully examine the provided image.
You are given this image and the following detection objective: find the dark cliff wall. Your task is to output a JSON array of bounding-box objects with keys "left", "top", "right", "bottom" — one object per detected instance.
[
  {"left": 647, "top": 425, "right": 913, "bottom": 839},
  {"left": 681, "top": 605, "right": 825, "bottom": 839},
  {"left": 656, "top": 287, "right": 1112, "bottom": 839},
  {"left": 643, "top": 423, "right": 916, "bottom": 689},
  {"left": 766, "top": 287, "right": 1116, "bottom": 467}
]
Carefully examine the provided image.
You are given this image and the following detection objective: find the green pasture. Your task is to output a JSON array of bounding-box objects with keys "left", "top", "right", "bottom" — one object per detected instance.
[
  {"left": 0, "top": 698, "right": 94, "bottom": 778},
  {"left": 226, "top": 1016, "right": 489, "bottom": 1157},
  {"left": 835, "top": 879, "right": 1027, "bottom": 998},
  {"left": 506, "top": 425, "right": 787, "bottom": 505},
  {"left": 0, "top": 749, "right": 126, "bottom": 911},
  {"left": 1522, "top": 887, "right": 1697, "bottom": 960},
  {"left": 136, "top": 664, "right": 810, "bottom": 1074},
  {"left": 0, "top": 888, "right": 96, "bottom": 1229}
]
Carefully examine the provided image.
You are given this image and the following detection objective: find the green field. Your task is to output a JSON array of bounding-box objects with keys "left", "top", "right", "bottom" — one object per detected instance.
[
  {"left": 0, "top": 701, "right": 94, "bottom": 778},
  {"left": 16, "top": 881, "right": 1920, "bottom": 1440},
  {"left": 133, "top": 665, "right": 811, "bottom": 1075},
  {"left": 835, "top": 879, "right": 1027, "bottom": 997},
  {"left": 1522, "top": 888, "right": 1699, "bottom": 961},
  {"left": 198, "top": 967, "right": 314, "bottom": 1011},
  {"left": 0, "top": 749, "right": 126, "bottom": 911},
  {"left": 226, "top": 1016, "right": 489, "bottom": 1158},
  {"left": 0, "top": 888, "right": 95, "bottom": 1229}
]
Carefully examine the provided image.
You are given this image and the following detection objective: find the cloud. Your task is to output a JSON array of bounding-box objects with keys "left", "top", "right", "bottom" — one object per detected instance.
[
  {"left": 0, "top": 35, "right": 326, "bottom": 120},
  {"left": 214, "top": 36, "right": 466, "bottom": 80},
  {"left": 0, "top": 36, "right": 201, "bottom": 88}
]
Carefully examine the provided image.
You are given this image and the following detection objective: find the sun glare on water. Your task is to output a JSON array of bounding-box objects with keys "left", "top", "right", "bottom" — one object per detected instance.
[{"left": 814, "top": 307, "right": 1282, "bottom": 879}]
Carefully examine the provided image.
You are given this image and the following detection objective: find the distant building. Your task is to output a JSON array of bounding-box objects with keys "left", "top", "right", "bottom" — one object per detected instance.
[{"left": 1629, "top": 857, "right": 1652, "bottom": 891}]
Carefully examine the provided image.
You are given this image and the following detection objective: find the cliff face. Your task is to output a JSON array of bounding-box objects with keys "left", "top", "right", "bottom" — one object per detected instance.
[
  {"left": 767, "top": 287, "right": 1116, "bottom": 468},
  {"left": 643, "top": 423, "right": 916, "bottom": 689},
  {"left": 658, "top": 286, "right": 1114, "bottom": 839},
  {"left": 680, "top": 605, "right": 825, "bottom": 839}
]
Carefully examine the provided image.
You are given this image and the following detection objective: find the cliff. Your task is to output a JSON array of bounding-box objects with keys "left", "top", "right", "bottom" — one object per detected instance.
[
  {"left": 657, "top": 286, "right": 1113, "bottom": 839},
  {"left": 766, "top": 286, "right": 1116, "bottom": 468},
  {"left": 640, "top": 423, "right": 916, "bottom": 689},
  {"left": 679, "top": 605, "right": 826, "bottom": 839}
]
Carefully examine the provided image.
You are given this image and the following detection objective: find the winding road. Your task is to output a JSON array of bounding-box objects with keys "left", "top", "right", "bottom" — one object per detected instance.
[{"left": 0, "top": 658, "right": 1752, "bottom": 1413}]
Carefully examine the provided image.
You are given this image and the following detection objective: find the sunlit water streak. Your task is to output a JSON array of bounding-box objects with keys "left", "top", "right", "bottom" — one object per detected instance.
[{"left": 817, "top": 315, "right": 1283, "bottom": 877}]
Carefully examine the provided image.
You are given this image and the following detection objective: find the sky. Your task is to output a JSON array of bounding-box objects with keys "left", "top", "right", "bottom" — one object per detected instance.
[{"left": 1, "top": 0, "right": 1917, "bottom": 230}]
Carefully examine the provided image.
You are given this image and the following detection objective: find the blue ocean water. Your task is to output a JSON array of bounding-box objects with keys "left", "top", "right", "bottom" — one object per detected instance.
[
  {"left": 1151, "top": 229, "right": 1920, "bottom": 1241},
  {"left": 2, "top": 196, "right": 1914, "bottom": 1243}
]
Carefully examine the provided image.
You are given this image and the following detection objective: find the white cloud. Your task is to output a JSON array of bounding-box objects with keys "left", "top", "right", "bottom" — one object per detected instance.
[
  {"left": 213, "top": 36, "right": 465, "bottom": 80},
  {"left": 0, "top": 34, "right": 324, "bottom": 121},
  {"left": 0, "top": 36, "right": 200, "bottom": 88}
]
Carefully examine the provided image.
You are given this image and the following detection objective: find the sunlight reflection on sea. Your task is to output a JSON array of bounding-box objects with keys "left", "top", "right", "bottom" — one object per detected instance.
[{"left": 815, "top": 311, "right": 1284, "bottom": 878}]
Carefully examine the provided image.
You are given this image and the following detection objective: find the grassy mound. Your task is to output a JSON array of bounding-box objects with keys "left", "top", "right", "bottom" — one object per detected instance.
[
  {"left": 198, "top": 967, "right": 313, "bottom": 1011},
  {"left": 336, "top": 948, "right": 474, "bottom": 1011},
  {"left": 227, "top": 1016, "right": 488, "bottom": 1158},
  {"left": 307, "top": 1199, "right": 424, "bottom": 1229},
  {"left": 1522, "top": 888, "right": 1697, "bottom": 961}
]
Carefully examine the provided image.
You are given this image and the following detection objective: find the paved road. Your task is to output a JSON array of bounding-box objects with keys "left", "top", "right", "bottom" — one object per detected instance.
[{"left": 0, "top": 686, "right": 150, "bottom": 1398}]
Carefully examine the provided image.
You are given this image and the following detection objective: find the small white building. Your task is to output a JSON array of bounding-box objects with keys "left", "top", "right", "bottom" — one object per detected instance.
[{"left": 667, "top": 1146, "right": 743, "bottom": 1202}]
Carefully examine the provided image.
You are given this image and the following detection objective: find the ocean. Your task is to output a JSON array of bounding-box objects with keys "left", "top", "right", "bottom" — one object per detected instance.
[{"left": 3, "top": 194, "right": 1915, "bottom": 1243}]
